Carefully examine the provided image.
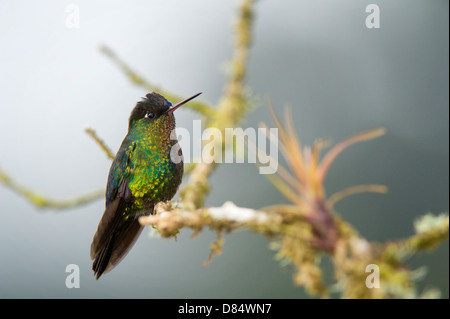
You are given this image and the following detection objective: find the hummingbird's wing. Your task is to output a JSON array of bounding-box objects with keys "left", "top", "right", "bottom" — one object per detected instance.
[
  {"left": 90, "top": 177, "right": 131, "bottom": 260},
  {"left": 90, "top": 139, "right": 149, "bottom": 279}
]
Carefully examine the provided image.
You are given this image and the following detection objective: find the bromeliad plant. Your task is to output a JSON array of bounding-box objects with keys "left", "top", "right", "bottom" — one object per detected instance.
[
  {"left": 262, "top": 106, "right": 387, "bottom": 253},
  {"left": 254, "top": 106, "right": 448, "bottom": 298},
  {"left": 258, "top": 106, "right": 387, "bottom": 296}
]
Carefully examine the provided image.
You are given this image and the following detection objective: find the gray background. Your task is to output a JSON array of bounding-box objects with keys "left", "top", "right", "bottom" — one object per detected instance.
[{"left": 0, "top": 0, "right": 448, "bottom": 298}]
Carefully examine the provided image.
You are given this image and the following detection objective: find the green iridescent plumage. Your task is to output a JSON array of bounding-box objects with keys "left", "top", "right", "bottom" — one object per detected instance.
[{"left": 90, "top": 92, "right": 201, "bottom": 279}]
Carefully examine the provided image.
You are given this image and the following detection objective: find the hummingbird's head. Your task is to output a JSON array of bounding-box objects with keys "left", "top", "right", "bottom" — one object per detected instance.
[{"left": 128, "top": 92, "right": 201, "bottom": 131}]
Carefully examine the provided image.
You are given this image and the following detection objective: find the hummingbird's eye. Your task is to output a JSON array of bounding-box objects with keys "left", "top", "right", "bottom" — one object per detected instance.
[{"left": 145, "top": 112, "right": 155, "bottom": 119}]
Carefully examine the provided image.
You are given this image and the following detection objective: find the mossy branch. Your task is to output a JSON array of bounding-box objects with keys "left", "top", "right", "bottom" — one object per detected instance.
[
  {"left": 99, "top": 45, "right": 215, "bottom": 118},
  {"left": 0, "top": 167, "right": 104, "bottom": 209},
  {"left": 85, "top": 127, "right": 115, "bottom": 160},
  {"left": 139, "top": 201, "right": 448, "bottom": 298},
  {"left": 179, "top": 0, "right": 255, "bottom": 210},
  {"left": 0, "top": 126, "right": 118, "bottom": 209}
]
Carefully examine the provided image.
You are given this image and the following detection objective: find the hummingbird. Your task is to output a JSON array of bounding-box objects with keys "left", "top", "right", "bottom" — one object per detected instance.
[{"left": 90, "top": 92, "right": 202, "bottom": 279}]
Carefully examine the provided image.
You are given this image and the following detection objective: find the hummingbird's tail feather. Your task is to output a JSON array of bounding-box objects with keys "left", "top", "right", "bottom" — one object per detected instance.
[
  {"left": 92, "top": 219, "right": 144, "bottom": 279},
  {"left": 90, "top": 193, "right": 128, "bottom": 265},
  {"left": 92, "top": 229, "right": 116, "bottom": 279},
  {"left": 90, "top": 181, "right": 152, "bottom": 279}
]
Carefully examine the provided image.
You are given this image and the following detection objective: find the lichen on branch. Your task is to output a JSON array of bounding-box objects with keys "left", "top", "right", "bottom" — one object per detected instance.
[{"left": 0, "top": 166, "right": 104, "bottom": 209}]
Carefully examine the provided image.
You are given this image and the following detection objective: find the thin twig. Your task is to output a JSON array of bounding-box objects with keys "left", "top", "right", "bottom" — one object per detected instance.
[
  {"left": 85, "top": 127, "right": 115, "bottom": 160},
  {"left": 99, "top": 45, "right": 215, "bottom": 118},
  {"left": 0, "top": 167, "right": 104, "bottom": 209}
]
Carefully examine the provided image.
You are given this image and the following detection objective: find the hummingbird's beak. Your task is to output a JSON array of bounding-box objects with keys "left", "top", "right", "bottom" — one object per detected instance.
[{"left": 166, "top": 92, "right": 202, "bottom": 114}]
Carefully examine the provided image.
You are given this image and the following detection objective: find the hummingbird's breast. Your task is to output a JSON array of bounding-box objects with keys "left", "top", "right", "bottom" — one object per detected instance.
[{"left": 127, "top": 135, "right": 183, "bottom": 211}]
